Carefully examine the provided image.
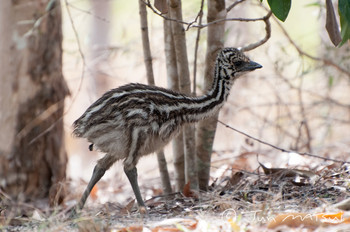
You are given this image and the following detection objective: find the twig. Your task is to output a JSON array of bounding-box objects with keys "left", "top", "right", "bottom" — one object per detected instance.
[
  {"left": 217, "top": 120, "right": 350, "bottom": 164},
  {"left": 226, "top": 0, "right": 246, "bottom": 12},
  {"left": 272, "top": 15, "right": 350, "bottom": 78},
  {"left": 192, "top": 0, "right": 205, "bottom": 95},
  {"left": 17, "top": 100, "right": 63, "bottom": 140},
  {"left": 143, "top": 0, "right": 272, "bottom": 31},
  {"left": 195, "top": 15, "right": 271, "bottom": 29},
  {"left": 64, "top": 0, "right": 87, "bottom": 89},
  {"left": 27, "top": 0, "right": 88, "bottom": 144},
  {"left": 143, "top": 0, "right": 192, "bottom": 26},
  {"left": 61, "top": 0, "right": 88, "bottom": 110},
  {"left": 68, "top": 3, "right": 110, "bottom": 23},
  {"left": 296, "top": 74, "right": 313, "bottom": 153},
  {"left": 241, "top": 11, "right": 272, "bottom": 52}
]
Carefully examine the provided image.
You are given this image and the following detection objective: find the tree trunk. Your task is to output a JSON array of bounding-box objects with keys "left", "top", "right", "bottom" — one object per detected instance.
[
  {"left": 169, "top": 0, "right": 198, "bottom": 191},
  {"left": 163, "top": 14, "right": 185, "bottom": 191},
  {"left": 0, "top": 0, "right": 68, "bottom": 206},
  {"left": 88, "top": 0, "right": 111, "bottom": 97},
  {"left": 196, "top": 0, "right": 226, "bottom": 190},
  {"left": 139, "top": 0, "right": 172, "bottom": 194}
]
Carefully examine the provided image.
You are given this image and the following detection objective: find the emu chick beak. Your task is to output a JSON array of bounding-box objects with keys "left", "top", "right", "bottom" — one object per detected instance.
[{"left": 244, "top": 61, "right": 262, "bottom": 71}]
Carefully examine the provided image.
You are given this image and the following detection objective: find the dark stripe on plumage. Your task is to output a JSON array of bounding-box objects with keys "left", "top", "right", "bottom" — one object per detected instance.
[{"left": 74, "top": 76, "right": 228, "bottom": 139}]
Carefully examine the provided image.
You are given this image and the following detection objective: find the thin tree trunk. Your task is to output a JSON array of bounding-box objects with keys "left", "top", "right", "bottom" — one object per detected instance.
[
  {"left": 169, "top": 0, "right": 198, "bottom": 191},
  {"left": 139, "top": 0, "right": 172, "bottom": 194},
  {"left": 88, "top": 0, "right": 111, "bottom": 96},
  {"left": 0, "top": 0, "right": 68, "bottom": 205},
  {"left": 196, "top": 0, "right": 226, "bottom": 190},
  {"left": 163, "top": 15, "right": 185, "bottom": 191}
]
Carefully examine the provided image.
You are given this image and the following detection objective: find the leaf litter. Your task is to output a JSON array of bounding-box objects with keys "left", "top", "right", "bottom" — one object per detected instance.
[{"left": 1, "top": 150, "right": 350, "bottom": 231}]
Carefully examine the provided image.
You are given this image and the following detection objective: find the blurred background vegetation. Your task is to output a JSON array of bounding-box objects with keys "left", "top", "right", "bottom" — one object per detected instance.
[{"left": 62, "top": 0, "right": 349, "bottom": 205}]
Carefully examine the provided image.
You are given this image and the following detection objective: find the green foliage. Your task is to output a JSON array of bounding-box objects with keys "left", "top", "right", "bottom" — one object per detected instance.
[
  {"left": 263, "top": 0, "right": 350, "bottom": 46},
  {"left": 328, "top": 76, "right": 334, "bottom": 88},
  {"left": 267, "top": 0, "right": 291, "bottom": 22},
  {"left": 339, "top": 0, "right": 350, "bottom": 46}
]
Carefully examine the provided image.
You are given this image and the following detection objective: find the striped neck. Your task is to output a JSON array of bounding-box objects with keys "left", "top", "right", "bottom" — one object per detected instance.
[{"left": 181, "top": 62, "right": 234, "bottom": 123}]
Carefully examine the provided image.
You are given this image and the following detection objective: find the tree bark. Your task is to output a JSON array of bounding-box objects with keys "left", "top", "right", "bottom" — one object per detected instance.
[
  {"left": 0, "top": 0, "right": 68, "bottom": 205},
  {"left": 139, "top": 0, "right": 172, "bottom": 194},
  {"left": 196, "top": 0, "right": 226, "bottom": 190},
  {"left": 169, "top": 0, "right": 198, "bottom": 191},
  {"left": 88, "top": 0, "right": 112, "bottom": 96},
  {"left": 163, "top": 14, "right": 185, "bottom": 192}
]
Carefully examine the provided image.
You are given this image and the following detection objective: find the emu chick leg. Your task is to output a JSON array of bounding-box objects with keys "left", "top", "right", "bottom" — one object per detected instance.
[
  {"left": 77, "top": 164, "right": 106, "bottom": 210},
  {"left": 124, "top": 166, "right": 146, "bottom": 210}
]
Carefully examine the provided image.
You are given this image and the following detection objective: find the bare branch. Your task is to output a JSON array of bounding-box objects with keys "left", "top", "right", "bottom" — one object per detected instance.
[
  {"left": 66, "top": 3, "right": 110, "bottom": 23},
  {"left": 143, "top": 0, "right": 272, "bottom": 32},
  {"left": 295, "top": 76, "right": 313, "bottom": 153},
  {"left": 218, "top": 120, "right": 350, "bottom": 164},
  {"left": 192, "top": 0, "right": 205, "bottom": 95},
  {"left": 226, "top": 0, "right": 246, "bottom": 12},
  {"left": 143, "top": 0, "right": 194, "bottom": 26},
  {"left": 194, "top": 14, "right": 271, "bottom": 29},
  {"left": 63, "top": 0, "right": 87, "bottom": 114},
  {"left": 272, "top": 15, "right": 350, "bottom": 78},
  {"left": 241, "top": 11, "right": 272, "bottom": 52}
]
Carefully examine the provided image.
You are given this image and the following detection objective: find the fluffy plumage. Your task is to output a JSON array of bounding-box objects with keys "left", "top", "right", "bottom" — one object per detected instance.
[{"left": 72, "top": 47, "right": 262, "bottom": 213}]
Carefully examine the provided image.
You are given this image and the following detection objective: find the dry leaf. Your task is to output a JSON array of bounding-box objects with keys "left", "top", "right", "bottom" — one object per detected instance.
[
  {"left": 186, "top": 219, "right": 198, "bottom": 230},
  {"left": 151, "top": 218, "right": 198, "bottom": 232},
  {"left": 222, "top": 171, "right": 244, "bottom": 191},
  {"left": 268, "top": 212, "right": 350, "bottom": 229},
  {"left": 229, "top": 171, "right": 244, "bottom": 186},
  {"left": 120, "top": 199, "right": 135, "bottom": 214},
  {"left": 259, "top": 162, "right": 316, "bottom": 179},
  {"left": 31, "top": 210, "right": 43, "bottom": 221},
  {"left": 77, "top": 218, "right": 108, "bottom": 232},
  {"left": 334, "top": 198, "right": 350, "bottom": 211},
  {"left": 183, "top": 181, "right": 196, "bottom": 198},
  {"left": 316, "top": 211, "right": 350, "bottom": 226},
  {"left": 325, "top": 0, "right": 342, "bottom": 46},
  {"left": 48, "top": 181, "right": 66, "bottom": 207},
  {"left": 316, "top": 211, "right": 344, "bottom": 222},
  {"left": 228, "top": 218, "right": 241, "bottom": 232},
  {"left": 267, "top": 213, "right": 321, "bottom": 229},
  {"left": 90, "top": 185, "right": 98, "bottom": 201},
  {"left": 119, "top": 226, "right": 143, "bottom": 232},
  {"left": 231, "top": 151, "right": 255, "bottom": 170},
  {"left": 152, "top": 228, "right": 182, "bottom": 232}
]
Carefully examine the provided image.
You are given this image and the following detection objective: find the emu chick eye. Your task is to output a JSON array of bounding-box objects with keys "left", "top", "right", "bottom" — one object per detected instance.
[{"left": 233, "top": 61, "right": 243, "bottom": 67}]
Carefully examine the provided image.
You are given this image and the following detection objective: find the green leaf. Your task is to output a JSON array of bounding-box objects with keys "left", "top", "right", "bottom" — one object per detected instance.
[
  {"left": 338, "top": 0, "right": 350, "bottom": 46},
  {"left": 339, "top": 0, "right": 350, "bottom": 22},
  {"left": 267, "top": 0, "right": 292, "bottom": 22},
  {"left": 328, "top": 76, "right": 334, "bottom": 88},
  {"left": 326, "top": 0, "right": 342, "bottom": 46},
  {"left": 304, "top": 2, "right": 322, "bottom": 8}
]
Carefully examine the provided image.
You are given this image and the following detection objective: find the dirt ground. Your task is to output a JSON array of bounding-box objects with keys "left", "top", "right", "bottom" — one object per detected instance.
[{"left": 1, "top": 149, "right": 350, "bottom": 232}]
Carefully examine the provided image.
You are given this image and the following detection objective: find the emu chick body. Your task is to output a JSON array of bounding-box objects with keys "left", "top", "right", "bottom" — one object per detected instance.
[{"left": 72, "top": 48, "right": 262, "bottom": 212}]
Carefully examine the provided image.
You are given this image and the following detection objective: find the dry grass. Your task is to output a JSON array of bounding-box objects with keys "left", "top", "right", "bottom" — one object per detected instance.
[
  {"left": 3, "top": 1, "right": 350, "bottom": 231},
  {"left": 1, "top": 151, "right": 349, "bottom": 231}
]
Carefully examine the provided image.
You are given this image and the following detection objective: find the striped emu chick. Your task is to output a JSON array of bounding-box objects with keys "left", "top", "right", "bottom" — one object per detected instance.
[{"left": 72, "top": 47, "right": 262, "bottom": 213}]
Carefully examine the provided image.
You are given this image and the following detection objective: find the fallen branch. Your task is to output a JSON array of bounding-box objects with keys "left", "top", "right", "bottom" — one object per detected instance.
[{"left": 217, "top": 120, "right": 350, "bottom": 164}]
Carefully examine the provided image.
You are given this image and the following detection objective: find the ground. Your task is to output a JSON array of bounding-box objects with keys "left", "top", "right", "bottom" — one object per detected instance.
[{"left": 1, "top": 150, "right": 349, "bottom": 231}]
